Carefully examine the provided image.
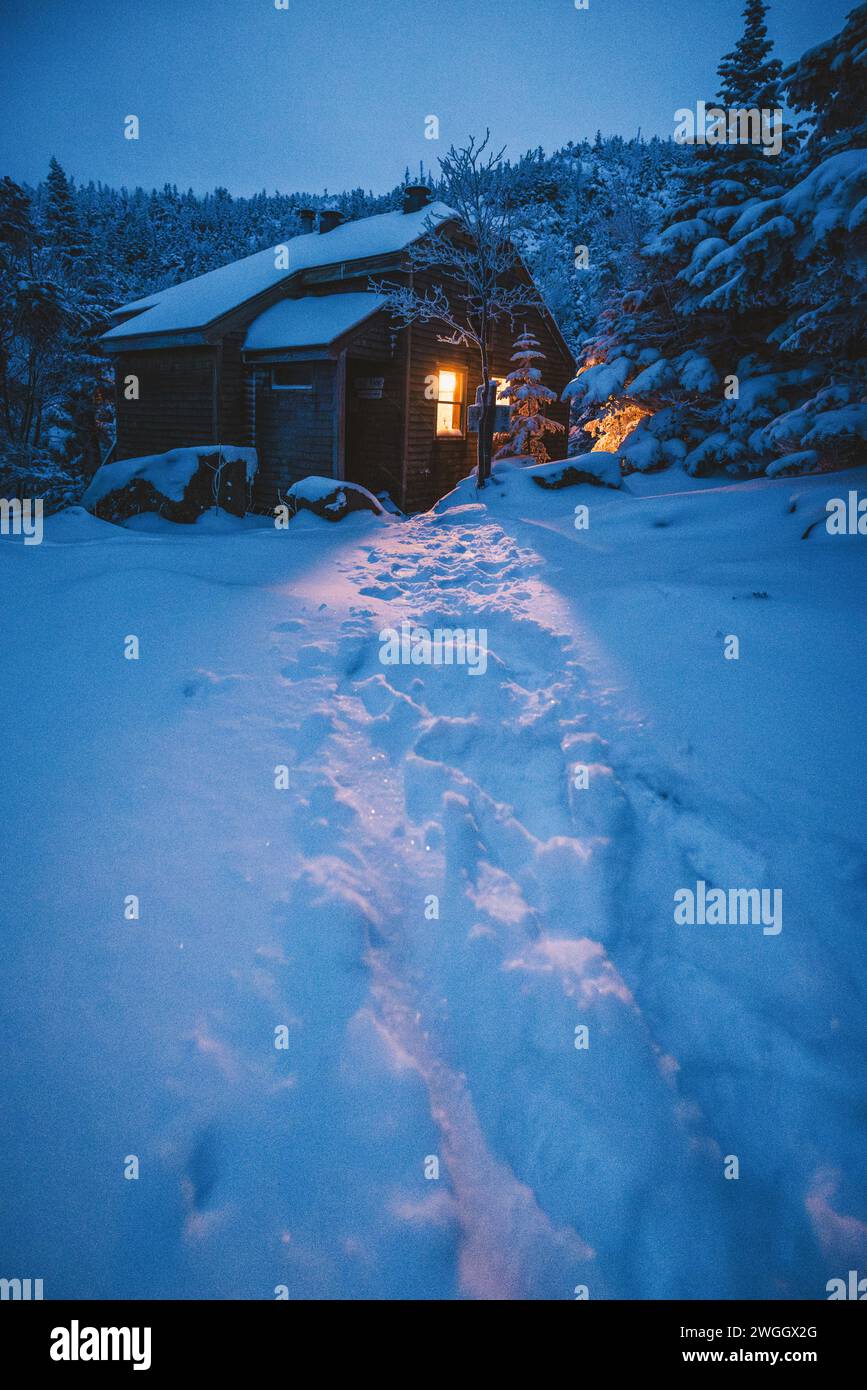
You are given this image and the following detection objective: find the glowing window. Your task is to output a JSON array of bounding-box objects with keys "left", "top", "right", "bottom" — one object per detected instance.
[{"left": 435, "top": 368, "right": 466, "bottom": 437}]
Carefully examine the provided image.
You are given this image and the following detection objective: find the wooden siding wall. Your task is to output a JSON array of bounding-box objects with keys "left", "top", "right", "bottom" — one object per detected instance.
[
  {"left": 218, "top": 330, "right": 249, "bottom": 446},
  {"left": 251, "top": 361, "right": 336, "bottom": 509},
  {"left": 114, "top": 349, "right": 216, "bottom": 460},
  {"left": 403, "top": 277, "right": 573, "bottom": 513},
  {"left": 343, "top": 315, "right": 393, "bottom": 359}
]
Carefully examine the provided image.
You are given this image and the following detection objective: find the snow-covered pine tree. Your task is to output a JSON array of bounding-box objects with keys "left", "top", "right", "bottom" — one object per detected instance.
[
  {"left": 566, "top": 0, "right": 865, "bottom": 478},
  {"left": 495, "top": 327, "right": 565, "bottom": 464},
  {"left": 677, "top": 3, "right": 867, "bottom": 469},
  {"left": 698, "top": 0, "right": 789, "bottom": 204},
  {"left": 785, "top": 1, "right": 867, "bottom": 159},
  {"left": 0, "top": 174, "right": 32, "bottom": 257},
  {"left": 718, "top": 0, "right": 784, "bottom": 117},
  {"left": 0, "top": 174, "right": 79, "bottom": 504},
  {"left": 44, "top": 157, "right": 89, "bottom": 268}
]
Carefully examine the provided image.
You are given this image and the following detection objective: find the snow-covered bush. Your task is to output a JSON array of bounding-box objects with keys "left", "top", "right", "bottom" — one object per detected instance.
[{"left": 0, "top": 443, "right": 84, "bottom": 513}]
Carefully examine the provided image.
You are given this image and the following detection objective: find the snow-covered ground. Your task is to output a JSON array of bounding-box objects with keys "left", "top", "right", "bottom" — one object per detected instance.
[{"left": 1, "top": 464, "right": 865, "bottom": 1300}]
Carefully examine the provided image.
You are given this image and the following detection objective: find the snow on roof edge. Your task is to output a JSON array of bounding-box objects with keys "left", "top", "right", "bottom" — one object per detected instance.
[
  {"left": 242, "top": 292, "right": 389, "bottom": 353},
  {"left": 102, "top": 202, "right": 457, "bottom": 342}
]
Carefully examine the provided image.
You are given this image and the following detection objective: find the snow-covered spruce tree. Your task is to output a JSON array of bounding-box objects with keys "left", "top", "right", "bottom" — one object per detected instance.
[
  {"left": 566, "top": 1, "right": 865, "bottom": 476},
  {"left": 518, "top": 139, "right": 684, "bottom": 355},
  {"left": 0, "top": 175, "right": 78, "bottom": 504},
  {"left": 40, "top": 160, "right": 117, "bottom": 481},
  {"left": 779, "top": 1, "right": 867, "bottom": 159},
  {"left": 717, "top": 0, "right": 784, "bottom": 125},
  {"left": 0, "top": 164, "right": 117, "bottom": 504},
  {"left": 44, "top": 157, "right": 89, "bottom": 271},
  {"left": 683, "top": 2, "right": 867, "bottom": 470},
  {"left": 494, "top": 328, "right": 565, "bottom": 464}
]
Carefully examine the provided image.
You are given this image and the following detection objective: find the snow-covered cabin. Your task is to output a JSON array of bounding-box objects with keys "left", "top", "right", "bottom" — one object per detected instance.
[{"left": 100, "top": 187, "right": 574, "bottom": 512}]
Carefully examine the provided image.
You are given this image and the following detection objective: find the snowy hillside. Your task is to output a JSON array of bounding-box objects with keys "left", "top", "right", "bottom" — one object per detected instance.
[{"left": 1, "top": 466, "right": 865, "bottom": 1300}]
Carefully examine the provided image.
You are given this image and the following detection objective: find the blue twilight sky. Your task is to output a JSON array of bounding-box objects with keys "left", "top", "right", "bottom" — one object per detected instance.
[{"left": 0, "top": 0, "right": 853, "bottom": 197}]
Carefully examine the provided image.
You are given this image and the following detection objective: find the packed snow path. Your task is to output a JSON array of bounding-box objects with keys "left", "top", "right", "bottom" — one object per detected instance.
[{"left": 1, "top": 469, "right": 865, "bottom": 1300}]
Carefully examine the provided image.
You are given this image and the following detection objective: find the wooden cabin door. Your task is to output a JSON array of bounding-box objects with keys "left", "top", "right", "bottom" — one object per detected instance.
[{"left": 344, "top": 358, "right": 403, "bottom": 504}]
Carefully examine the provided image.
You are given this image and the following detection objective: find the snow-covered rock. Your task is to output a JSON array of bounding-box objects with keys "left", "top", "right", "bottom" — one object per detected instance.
[
  {"left": 83, "top": 445, "right": 258, "bottom": 523},
  {"left": 529, "top": 453, "right": 622, "bottom": 489},
  {"left": 286, "top": 476, "right": 385, "bottom": 521}
]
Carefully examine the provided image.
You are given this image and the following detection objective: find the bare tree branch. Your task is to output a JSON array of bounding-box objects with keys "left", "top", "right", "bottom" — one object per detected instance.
[{"left": 370, "top": 133, "right": 543, "bottom": 486}]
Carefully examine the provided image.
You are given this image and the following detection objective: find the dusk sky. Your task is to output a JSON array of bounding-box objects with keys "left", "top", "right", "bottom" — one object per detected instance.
[{"left": 0, "top": 0, "right": 855, "bottom": 196}]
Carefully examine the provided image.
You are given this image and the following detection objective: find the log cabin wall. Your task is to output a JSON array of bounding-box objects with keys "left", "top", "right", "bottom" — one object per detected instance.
[
  {"left": 217, "top": 330, "right": 249, "bottom": 446},
  {"left": 111, "top": 273, "right": 304, "bottom": 463},
  {"left": 229, "top": 271, "right": 400, "bottom": 508},
  {"left": 114, "top": 348, "right": 217, "bottom": 460}
]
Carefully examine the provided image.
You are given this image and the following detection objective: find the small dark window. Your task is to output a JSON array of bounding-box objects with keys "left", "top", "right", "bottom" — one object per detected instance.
[{"left": 272, "top": 365, "right": 314, "bottom": 391}]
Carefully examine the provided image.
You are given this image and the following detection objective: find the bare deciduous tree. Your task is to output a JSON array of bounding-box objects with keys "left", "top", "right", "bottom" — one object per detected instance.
[{"left": 373, "top": 133, "right": 539, "bottom": 487}]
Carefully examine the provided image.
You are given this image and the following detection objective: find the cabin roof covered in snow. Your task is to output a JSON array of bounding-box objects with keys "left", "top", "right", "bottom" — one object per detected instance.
[
  {"left": 242, "top": 292, "right": 389, "bottom": 353},
  {"left": 101, "top": 203, "right": 456, "bottom": 342}
]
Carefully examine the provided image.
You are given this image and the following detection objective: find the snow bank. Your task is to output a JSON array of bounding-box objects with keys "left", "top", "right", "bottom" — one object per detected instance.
[{"left": 19, "top": 506, "right": 131, "bottom": 545}]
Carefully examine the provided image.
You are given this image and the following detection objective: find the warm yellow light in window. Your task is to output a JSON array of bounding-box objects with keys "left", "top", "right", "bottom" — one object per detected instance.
[
  {"left": 436, "top": 369, "right": 465, "bottom": 437},
  {"left": 438, "top": 370, "right": 457, "bottom": 400}
]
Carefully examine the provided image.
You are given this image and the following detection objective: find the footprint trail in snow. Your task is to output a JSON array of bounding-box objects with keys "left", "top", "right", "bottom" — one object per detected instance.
[{"left": 255, "top": 509, "right": 749, "bottom": 1298}]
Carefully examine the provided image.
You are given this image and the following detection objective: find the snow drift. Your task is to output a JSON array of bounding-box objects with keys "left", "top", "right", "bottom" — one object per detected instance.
[{"left": 2, "top": 462, "right": 865, "bottom": 1299}]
